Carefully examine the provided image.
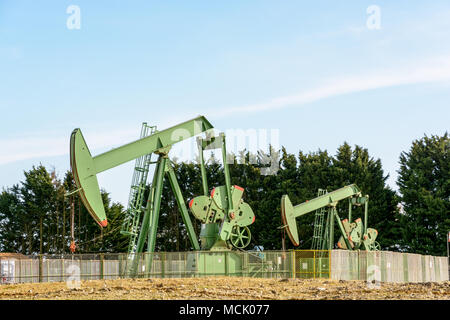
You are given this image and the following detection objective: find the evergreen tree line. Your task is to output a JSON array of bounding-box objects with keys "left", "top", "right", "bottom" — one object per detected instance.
[
  {"left": 0, "top": 133, "right": 448, "bottom": 256},
  {"left": 0, "top": 169, "right": 128, "bottom": 255}
]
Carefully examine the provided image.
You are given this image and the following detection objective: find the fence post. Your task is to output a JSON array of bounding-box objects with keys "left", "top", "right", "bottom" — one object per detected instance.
[
  {"left": 357, "top": 251, "right": 361, "bottom": 280},
  {"left": 224, "top": 251, "right": 229, "bottom": 276},
  {"left": 313, "top": 251, "right": 316, "bottom": 279},
  {"left": 38, "top": 254, "right": 43, "bottom": 283},
  {"left": 119, "top": 254, "right": 123, "bottom": 278},
  {"left": 402, "top": 253, "right": 409, "bottom": 282},
  {"left": 31, "top": 258, "right": 34, "bottom": 283},
  {"left": 161, "top": 252, "right": 165, "bottom": 279},
  {"left": 291, "top": 250, "right": 296, "bottom": 279},
  {"left": 18, "top": 258, "right": 22, "bottom": 284},
  {"left": 100, "top": 253, "right": 104, "bottom": 280},
  {"left": 328, "top": 250, "right": 331, "bottom": 280},
  {"left": 61, "top": 258, "right": 64, "bottom": 282}
]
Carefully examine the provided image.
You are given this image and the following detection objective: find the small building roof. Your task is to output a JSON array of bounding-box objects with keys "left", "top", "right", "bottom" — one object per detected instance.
[{"left": 0, "top": 253, "right": 28, "bottom": 259}]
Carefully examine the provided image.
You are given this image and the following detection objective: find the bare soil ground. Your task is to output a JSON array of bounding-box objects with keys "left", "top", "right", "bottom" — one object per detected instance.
[{"left": 0, "top": 277, "right": 448, "bottom": 300}]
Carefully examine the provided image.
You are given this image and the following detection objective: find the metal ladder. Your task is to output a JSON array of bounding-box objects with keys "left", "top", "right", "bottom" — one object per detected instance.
[
  {"left": 120, "top": 123, "right": 157, "bottom": 254},
  {"left": 311, "top": 188, "right": 328, "bottom": 250}
]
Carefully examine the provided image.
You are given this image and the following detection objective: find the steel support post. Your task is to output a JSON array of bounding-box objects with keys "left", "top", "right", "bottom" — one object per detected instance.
[
  {"left": 166, "top": 162, "right": 200, "bottom": 250},
  {"left": 348, "top": 198, "right": 352, "bottom": 222},
  {"left": 130, "top": 155, "right": 164, "bottom": 276},
  {"left": 333, "top": 208, "right": 353, "bottom": 250},
  {"left": 146, "top": 156, "right": 167, "bottom": 270}
]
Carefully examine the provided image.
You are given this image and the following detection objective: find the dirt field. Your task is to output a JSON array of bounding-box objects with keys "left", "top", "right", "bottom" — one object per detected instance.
[{"left": 0, "top": 277, "right": 448, "bottom": 300}]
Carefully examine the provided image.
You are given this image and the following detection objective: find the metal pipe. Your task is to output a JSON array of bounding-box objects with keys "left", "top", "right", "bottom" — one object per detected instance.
[
  {"left": 348, "top": 198, "right": 352, "bottom": 222},
  {"left": 197, "top": 137, "right": 209, "bottom": 196},
  {"left": 220, "top": 133, "right": 233, "bottom": 211},
  {"left": 364, "top": 195, "right": 369, "bottom": 234}
]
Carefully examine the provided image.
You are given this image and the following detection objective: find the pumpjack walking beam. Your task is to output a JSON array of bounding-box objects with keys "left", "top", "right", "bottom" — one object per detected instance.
[
  {"left": 70, "top": 116, "right": 212, "bottom": 256},
  {"left": 281, "top": 184, "right": 378, "bottom": 251},
  {"left": 281, "top": 184, "right": 363, "bottom": 247},
  {"left": 70, "top": 116, "right": 214, "bottom": 276},
  {"left": 70, "top": 115, "right": 213, "bottom": 229}
]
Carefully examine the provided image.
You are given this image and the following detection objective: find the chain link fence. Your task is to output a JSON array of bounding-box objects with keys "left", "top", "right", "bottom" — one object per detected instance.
[
  {"left": 0, "top": 250, "right": 448, "bottom": 284},
  {"left": 0, "top": 251, "right": 293, "bottom": 284}
]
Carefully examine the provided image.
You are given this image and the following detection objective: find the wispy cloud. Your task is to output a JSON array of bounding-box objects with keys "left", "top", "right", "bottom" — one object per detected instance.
[
  {"left": 2, "top": 55, "right": 450, "bottom": 166},
  {"left": 208, "top": 55, "right": 450, "bottom": 119},
  {"left": 0, "top": 114, "right": 197, "bottom": 166},
  {"left": 0, "top": 129, "right": 139, "bottom": 166}
]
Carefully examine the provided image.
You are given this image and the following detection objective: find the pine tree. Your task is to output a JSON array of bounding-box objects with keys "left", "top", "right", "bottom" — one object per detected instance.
[
  {"left": 331, "top": 143, "right": 401, "bottom": 250},
  {"left": 397, "top": 133, "right": 450, "bottom": 255}
]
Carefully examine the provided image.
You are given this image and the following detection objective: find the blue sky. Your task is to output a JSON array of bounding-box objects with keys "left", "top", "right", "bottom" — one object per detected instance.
[{"left": 1, "top": 1, "right": 449, "bottom": 206}]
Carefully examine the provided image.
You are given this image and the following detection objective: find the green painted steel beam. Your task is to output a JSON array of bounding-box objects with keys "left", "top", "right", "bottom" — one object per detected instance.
[
  {"left": 93, "top": 116, "right": 213, "bottom": 173},
  {"left": 348, "top": 198, "right": 352, "bottom": 222},
  {"left": 146, "top": 156, "right": 167, "bottom": 270},
  {"left": 329, "top": 209, "right": 334, "bottom": 250},
  {"left": 290, "top": 184, "right": 361, "bottom": 218}
]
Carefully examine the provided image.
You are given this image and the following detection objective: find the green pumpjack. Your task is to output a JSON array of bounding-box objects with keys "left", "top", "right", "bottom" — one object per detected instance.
[
  {"left": 281, "top": 184, "right": 380, "bottom": 251},
  {"left": 69, "top": 116, "right": 257, "bottom": 277}
]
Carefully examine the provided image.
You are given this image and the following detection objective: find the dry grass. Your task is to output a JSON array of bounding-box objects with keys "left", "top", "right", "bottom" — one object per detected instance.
[{"left": 0, "top": 277, "right": 448, "bottom": 300}]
